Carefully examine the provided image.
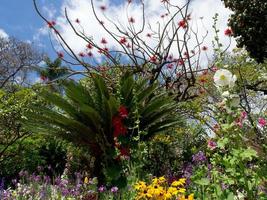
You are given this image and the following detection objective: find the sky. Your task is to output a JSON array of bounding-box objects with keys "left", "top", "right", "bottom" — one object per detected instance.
[{"left": 0, "top": 0, "right": 235, "bottom": 62}]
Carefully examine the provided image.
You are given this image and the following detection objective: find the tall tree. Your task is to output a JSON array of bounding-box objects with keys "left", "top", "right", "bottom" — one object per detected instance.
[
  {"left": 0, "top": 37, "right": 43, "bottom": 89},
  {"left": 222, "top": 0, "right": 267, "bottom": 62}
]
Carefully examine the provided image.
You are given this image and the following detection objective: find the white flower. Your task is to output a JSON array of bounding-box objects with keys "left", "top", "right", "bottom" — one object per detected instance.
[
  {"left": 222, "top": 91, "right": 230, "bottom": 97},
  {"left": 213, "top": 69, "right": 237, "bottom": 87}
]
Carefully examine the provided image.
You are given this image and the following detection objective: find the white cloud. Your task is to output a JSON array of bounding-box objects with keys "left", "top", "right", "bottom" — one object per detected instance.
[
  {"left": 0, "top": 28, "right": 8, "bottom": 38},
  {"left": 44, "top": 0, "right": 236, "bottom": 66}
]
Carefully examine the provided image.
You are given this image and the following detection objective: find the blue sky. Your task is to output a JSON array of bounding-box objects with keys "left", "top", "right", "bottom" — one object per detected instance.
[
  {"left": 0, "top": 0, "right": 63, "bottom": 57},
  {"left": 0, "top": 0, "right": 233, "bottom": 63}
]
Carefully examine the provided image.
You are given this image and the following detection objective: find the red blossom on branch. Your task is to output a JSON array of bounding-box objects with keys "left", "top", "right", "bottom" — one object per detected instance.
[
  {"left": 202, "top": 46, "right": 208, "bottom": 51},
  {"left": 87, "top": 52, "right": 93, "bottom": 57},
  {"left": 150, "top": 55, "right": 157, "bottom": 63},
  {"left": 100, "top": 38, "right": 108, "bottom": 45},
  {"left": 119, "top": 37, "right": 127, "bottom": 44},
  {"left": 57, "top": 52, "right": 64, "bottom": 58},
  {"left": 47, "top": 20, "right": 56, "bottom": 28},
  {"left": 86, "top": 43, "right": 93, "bottom": 49},
  {"left": 78, "top": 52, "right": 85, "bottom": 57},
  {"left": 178, "top": 20, "right": 187, "bottom": 29},
  {"left": 128, "top": 17, "right": 135, "bottom": 23},
  {"left": 100, "top": 5, "right": 107, "bottom": 11},
  {"left": 40, "top": 75, "right": 47, "bottom": 81}
]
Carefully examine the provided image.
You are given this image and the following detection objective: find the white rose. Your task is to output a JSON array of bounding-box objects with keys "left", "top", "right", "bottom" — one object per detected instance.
[{"left": 213, "top": 69, "right": 237, "bottom": 87}]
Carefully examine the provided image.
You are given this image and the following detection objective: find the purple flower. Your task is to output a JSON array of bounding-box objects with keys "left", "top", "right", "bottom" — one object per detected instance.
[
  {"left": 192, "top": 151, "right": 207, "bottom": 164},
  {"left": 98, "top": 185, "right": 106, "bottom": 192},
  {"left": 110, "top": 186, "right": 118, "bottom": 193}
]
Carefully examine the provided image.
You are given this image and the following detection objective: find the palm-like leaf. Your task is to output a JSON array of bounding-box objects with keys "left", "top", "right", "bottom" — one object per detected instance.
[{"left": 25, "top": 72, "right": 180, "bottom": 186}]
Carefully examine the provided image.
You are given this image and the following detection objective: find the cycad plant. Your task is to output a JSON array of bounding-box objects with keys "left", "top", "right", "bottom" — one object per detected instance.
[{"left": 25, "top": 72, "right": 179, "bottom": 187}]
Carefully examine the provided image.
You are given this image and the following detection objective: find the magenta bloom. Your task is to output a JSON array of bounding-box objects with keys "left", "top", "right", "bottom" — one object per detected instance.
[
  {"left": 207, "top": 139, "right": 217, "bottom": 150},
  {"left": 258, "top": 117, "right": 266, "bottom": 127},
  {"left": 110, "top": 186, "right": 118, "bottom": 193},
  {"left": 98, "top": 185, "right": 106, "bottom": 192},
  {"left": 241, "top": 111, "right": 247, "bottom": 119}
]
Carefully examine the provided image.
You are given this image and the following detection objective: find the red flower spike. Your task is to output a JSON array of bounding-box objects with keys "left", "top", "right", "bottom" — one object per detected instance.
[
  {"left": 128, "top": 17, "right": 135, "bottom": 23},
  {"left": 119, "top": 106, "right": 128, "bottom": 118},
  {"left": 224, "top": 28, "right": 233, "bottom": 36},
  {"left": 119, "top": 147, "right": 130, "bottom": 157}
]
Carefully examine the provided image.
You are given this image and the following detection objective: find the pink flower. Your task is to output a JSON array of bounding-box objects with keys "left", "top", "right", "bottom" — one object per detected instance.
[
  {"left": 207, "top": 139, "right": 217, "bottom": 150},
  {"left": 241, "top": 111, "right": 247, "bottom": 120},
  {"left": 224, "top": 28, "right": 233, "bottom": 36},
  {"left": 235, "top": 118, "right": 243, "bottom": 128},
  {"left": 258, "top": 117, "right": 266, "bottom": 127}
]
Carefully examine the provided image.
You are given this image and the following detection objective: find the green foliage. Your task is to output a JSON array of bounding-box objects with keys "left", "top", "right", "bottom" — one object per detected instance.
[
  {"left": 0, "top": 87, "right": 42, "bottom": 161},
  {"left": 0, "top": 135, "right": 67, "bottom": 187},
  {"left": 222, "top": 0, "right": 267, "bottom": 62},
  {"left": 25, "top": 72, "right": 179, "bottom": 187}
]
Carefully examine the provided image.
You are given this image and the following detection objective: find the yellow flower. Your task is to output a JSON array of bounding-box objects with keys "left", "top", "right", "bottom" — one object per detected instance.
[
  {"left": 134, "top": 181, "right": 147, "bottom": 191},
  {"left": 178, "top": 188, "right": 186, "bottom": 193},
  {"left": 188, "top": 194, "right": 194, "bottom": 200},
  {"left": 84, "top": 177, "right": 89, "bottom": 184},
  {"left": 167, "top": 187, "right": 178, "bottom": 195},
  {"left": 171, "top": 178, "right": 186, "bottom": 187}
]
